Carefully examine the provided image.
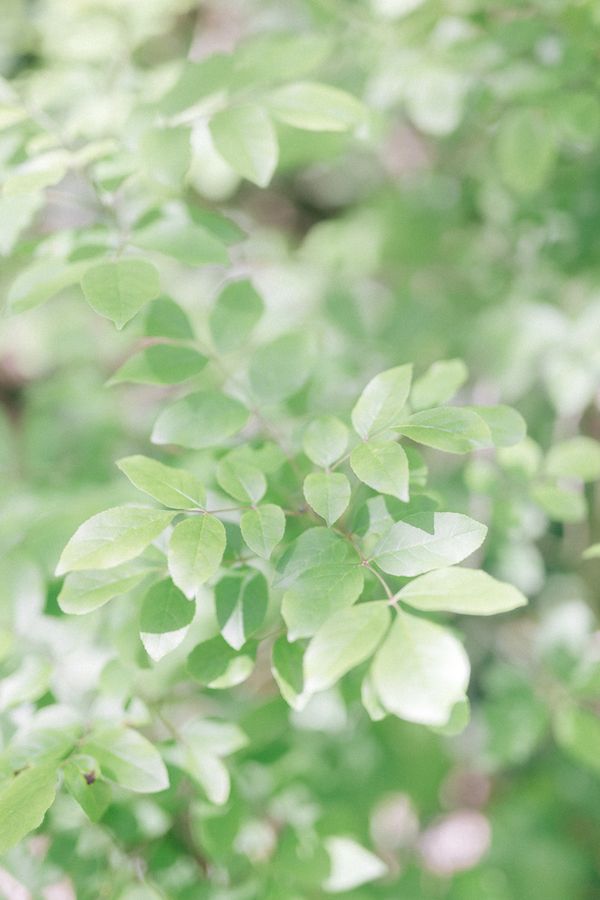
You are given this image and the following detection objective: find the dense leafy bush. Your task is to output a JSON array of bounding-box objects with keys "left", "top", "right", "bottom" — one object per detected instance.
[{"left": 1, "top": 1, "right": 600, "bottom": 897}]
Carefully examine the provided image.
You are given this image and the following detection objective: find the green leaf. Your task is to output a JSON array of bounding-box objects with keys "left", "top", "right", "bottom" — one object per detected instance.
[
  {"left": 82, "top": 727, "right": 169, "bottom": 793},
  {"left": 583, "top": 543, "right": 600, "bottom": 560},
  {"left": 395, "top": 407, "right": 491, "bottom": 453},
  {"left": 0, "top": 764, "right": 58, "bottom": 854},
  {"left": 545, "top": 437, "right": 600, "bottom": 482},
  {"left": 187, "top": 636, "right": 256, "bottom": 687},
  {"left": 8, "top": 258, "right": 90, "bottom": 313},
  {"left": 496, "top": 108, "right": 556, "bottom": 194},
  {"left": 372, "top": 512, "right": 487, "bottom": 577},
  {"left": 323, "top": 836, "right": 387, "bottom": 893},
  {"left": 140, "top": 579, "right": 195, "bottom": 661},
  {"left": 215, "top": 569, "right": 268, "bottom": 650},
  {"left": 303, "top": 472, "right": 351, "bottom": 526},
  {"left": 397, "top": 567, "right": 527, "bottom": 615},
  {"left": 411, "top": 359, "right": 468, "bottom": 410},
  {"left": 139, "top": 126, "right": 191, "bottom": 190},
  {"left": 210, "top": 279, "right": 264, "bottom": 352},
  {"left": 240, "top": 504, "right": 286, "bottom": 559},
  {"left": 210, "top": 104, "right": 278, "bottom": 187},
  {"left": 168, "top": 515, "right": 226, "bottom": 598},
  {"left": 108, "top": 344, "right": 207, "bottom": 386},
  {"left": 117, "top": 455, "right": 205, "bottom": 509},
  {"left": 271, "top": 636, "right": 305, "bottom": 709},
  {"left": 158, "top": 54, "right": 232, "bottom": 115},
  {"left": 216, "top": 457, "right": 266, "bottom": 504},
  {"left": 531, "top": 482, "right": 586, "bottom": 523},
  {"left": 152, "top": 391, "right": 249, "bottom": 449},
  {"left": 63, "top": 757, "right": 111, "bottom": 822},
  {"left": 554, "top": 704, "right": 600, "bottom": 776},
  {"left": 145, "top": 297, "right": 194, "bottom": 340},
  {"left": 303, "top": 602, "right": 390, "bottom": 694},
  {"left": 350, "top": 440, "right": 409, "bottom": 501},
  {"left": 56, "top": 506, "right": 175, "bottom": 575},
  {"left": 267, "top": 81, "right": 365, "bottom": 132},
  {"left": 249, "top": 331, "right": 315, "bottom": 403},
  {"left": 351, "top": 365, "right": 412, "bottom": 439},
  {"left": 178, "top": 746, "right": 231, "bottom": 805},
  {"left": 58, "top": 563, "right": 148, "bottom": 615},
  {"left": 80, "top": 259, "right": 161, "bottom": 329},
  {"left": 282, "top": 564, "right": 364, "bottom": 640},
  {"left": 303, "top": 415, "right": 349, "bottom": 468},
  {"left": 133, "top": 217, "right": 228, "bottom": 267},
  {"left": 465, "top": 405, "right": 526, "bottom": 448},
  {"left": 371, "top": 610, "right": 470, "bottom": 725},
  {"left": 275, "top": 527, "right": 354, "bottom": 585}
]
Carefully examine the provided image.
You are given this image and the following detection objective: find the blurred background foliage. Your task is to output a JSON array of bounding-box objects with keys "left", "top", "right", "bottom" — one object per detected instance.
[{"left": 0, "top": 0, "right": 600, "bottom": 897}]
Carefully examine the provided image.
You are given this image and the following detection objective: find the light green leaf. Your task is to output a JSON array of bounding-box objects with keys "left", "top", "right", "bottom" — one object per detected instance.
[
  {"left": 282, "top": 563, "right": 364, "bottom": 640},
  {"left": 240, "top": 504, "right": 285, "bottom": 559},
  {"left": 117, "top": 455, "right": 205, "bottom": 509},
  {"left": 496, "top": 108, "right": 556, "bottom": 194},
  {"left": 371, "top": 610, "right": 470, "bottom": 726},
  {"left": 180, "top": 747, "right": 230, "bottom": 805},
  {"left": 81, "top": 259, "right": 161, "bottom": 329},
  {"left": 58, "top": 563, "right": 148, "bottom": 615},
  {"left": 303, "top": 472, "right": 351, "bottom": 526},
  {"left": 323, "top": 836, "right": 387, "bottom": 893},
  {"left": 215, "top": 570, "right": 268, "bottom": 650},
  {"left": 0, "top": 764, "right": 58, "bottom": 854},
  {"left": 275, "top": 527, "right": 355, "bottom": 586},
  {"left": 397, "top": 567, "right": 527, "bottom": 615},
  {"left": 63, "top": 757, "right": 111, "bottom": 822},
  {"left": 554, "top": 704, "right": 600, "bottom": 776},
  {"left": 152, "top": 391, "right": 249, "bottom": 449},
  {"left": 187, "top": 636, "right": 256, "bottom": 688},
  {"left": 108, "top": 344, "right": 207, "bottom": 386},
  {"left": 82, "top": 727, "right": 169, "bottom": 793},
  {"left": 267, "top": 81, "right": 365, "bottom": 132},
  {"left": 133, "top": 217, "right": 228, "bottom": 267},
  {"left": 465, "top": 405, "right": 526, "bottom": 448},
  {"left": 210, "top": 103, "right": 278, "bottom": 187},
  {"left": 271, "top": 636, "right": 305, "bottom": 709},
  {"left": 139, "top": 126, "right": 191, "bottom": 190},
  {"left": 372, "top": 511, "right": 487, "bottom": 577},
  {"left": 531, "top": 482, "right": 586, "bottom": 523},
  {"left": 210, "top": 279, "right": 264, "bottom": 352},
  {"left": 217, "top": 457, "right": 266, "bottom": 504},
  {"left": 168, "top": 515, "right": 226, "bottom": 598},
  {"left": 395, "top": 407, "right": 491, "bottom": 453},
  {"left": 8, "top": 258, "right": 90, "bottom": 313},
  {"left": 249, "top": 331, "right": 315, "bottom": 403},
  {"left": 545, "top": 436, "right": 600, "bottom": 482},
  {"left": 350, "top": 440, "right": 409, "bottom": 501},
  {"left": 351, "top": 365, "right": 412, "bottom": 439},
  {"left": 303, "top": 602, "right": 390, "bottom": 694},
  {"left": 145, "top": 297, "right": 194, "bottom": 340},
  {"left": 583, "top": 543, "right": 600, "bottom": 560},
  {"left": 303, "top": 415, "right": 349, "bottom": 468},
  {"left": 56, "top": 506, "right": 175, "bottom": 575},
  {"left": 140, "top": 579, "right": 195, "bottom": 661},
  {"left": 411, "top": 359, "right": 468, "bottom": 410}
]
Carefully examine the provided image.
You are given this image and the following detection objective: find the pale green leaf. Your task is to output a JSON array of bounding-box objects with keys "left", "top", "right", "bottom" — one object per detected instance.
[
  {"left": 133, "top": 217, "right": 228, "bottom": 266},
  {"left": 58, "top": 563, "right": 148, "bottom": 615},
  {"left": 497, "top": 108, "right": 556, "bottom": 194},
  {"left": 397, "top": 567, "right": 527, "bottom": 615},
  {"left": 350, "top": 440, "right": 409, "bottom": 501},
  {"left": 117, "top": 455, "right": 205, "bottom": 509},
  {"left": 216, "top": 457, "right": 266, "bottom": 504},
  {"left": 351, "top": 365, "right": 412, "bottom": 439},
  {"left": 371, "top": 610, "right": 470, "bottom": 725},
  {"left": 210, "top": 103, "right": 278, "bottom": 187},
  {"left": 282, "top": 564, "right": 364, "bottom": 640},
  {"left": 168, "top": 514, "right": 226, "bottom": 598},
  {"left": 465, "top": 405, "right": 526, "bottom": 448},
  {"left": 372, "top": 511, "right": 487, "bottom": 577},
  {"left": 215, "top": 570, "right": 268, "bottom": 650},
  {"left": 267, "top": 81, "right": 366, "bottom": 132},
  {"left": 271, "top": 636, "right": 305, "bottom": 709},
  {"left": 303, "top": 472, "right": 351, "bottom": 526},
  {"left": 140, "top": 579, "right": 195, "bottom": 661},
  {"left": 64, "top": 757, "right": 111, "bottom": 822},
  {"left": 152, "top": 391, "right": 249, "bottom": 449},
  {"left": 249, "top": 331, "right": 315, "bottom": 403},
  {"left": 108, "top": 344, "right": 207, "bottom": 386},
  {"left": 395, "top": 407, "right": 491, "bottom": 453},
  {"left": 82, "top": 727, "right": 169, "bottom": 793},
  {"left": 323, "top": 836, "right": 387, "bottom": 893},
  {"left": 0, "top": 764, "right": 58, "bottom": 854},
  {"left": 210, "top": 279, "right": 264, "bottom": 352},
  {"left": 411, "top": 359, "right": 468, "bottom": 410},
  {"left": 81, "top": 259, "right": 161, "bottom": 329},
  {"left": 303, "top": 415, "right": 349, "bottom": 468},
  {"left": 56, "top": 506, "right": 175, "bottom": 575},
  {"left": 187, "top": 636, "right": 256, "bottom": 688},
  {"left": 240, "top": 504, "right": 285, "bottom": 559},
  {"left": 531, "top": 482, "right": 586, "bottom": 523},
  {"left": 8, "top": 259, "right": 90, "bottom": 313},
  {"left": 303, "top": 602, "right": 390, "bottom": 694},
  {"left": 545, "top": 436, "right": 600, "bottom": 482}
]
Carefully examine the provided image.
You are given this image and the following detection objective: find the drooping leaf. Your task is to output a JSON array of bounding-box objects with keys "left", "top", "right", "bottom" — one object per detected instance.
[
  {"left": 210, "top": 103, "right": 278, "bottom": 187},
  {"left": 80, "top": 259, "right": 161, "bottom": 329},
  {"left": 58, "top": 563, "right": 148, "bottom": 615},
  {"left": 350, "top": 440, "right": 409, "bottom": 501},
  {"left": 240, "top": 504, "right": 286, "bottom": 559},
  {"left": 0, "top": 764, "right": 58, "bottom": 854},
  {"left": 397, "top": 567, "right": 527, "bottom": 615},
  {"left": 271, "top": 636, "right": 305, "bottom": 709},
  {"left": 139, "top": 579, "right": 195, "bottom": 661},
  {"left": 303, "top": 602, "right": 390, "bottom": 694},
  {"left": 371, "top": 610, "right": 470, "bottom": 726},
  {"left": 187, "top": 636, "right": 256, "bottom": 688},
  {"left": 351, "top": 365, "right": 412, "bottom": 439},
  {"left": 117, "top": 455, "right": 205, "bottom": 509},
  {"left": 56, "top": 507, "right": 175, "bottom": 575},
  {"left": 168, "top": 515, "right": 226, "bottom": 598},
  {"left": 303, "top": 472, "right": 351, "bottom": 526},
  {"left": 152, "top": 391, "right": 249, "bottom": 449},
  {"left": 302, "top": 415, "right": 349, "bottom": 468},
  {"left": 372, "top": 512, "right": 487, "bottom": 577},
  {"left": 215, "top": 569, "right": 268, "bottom": 650}
]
